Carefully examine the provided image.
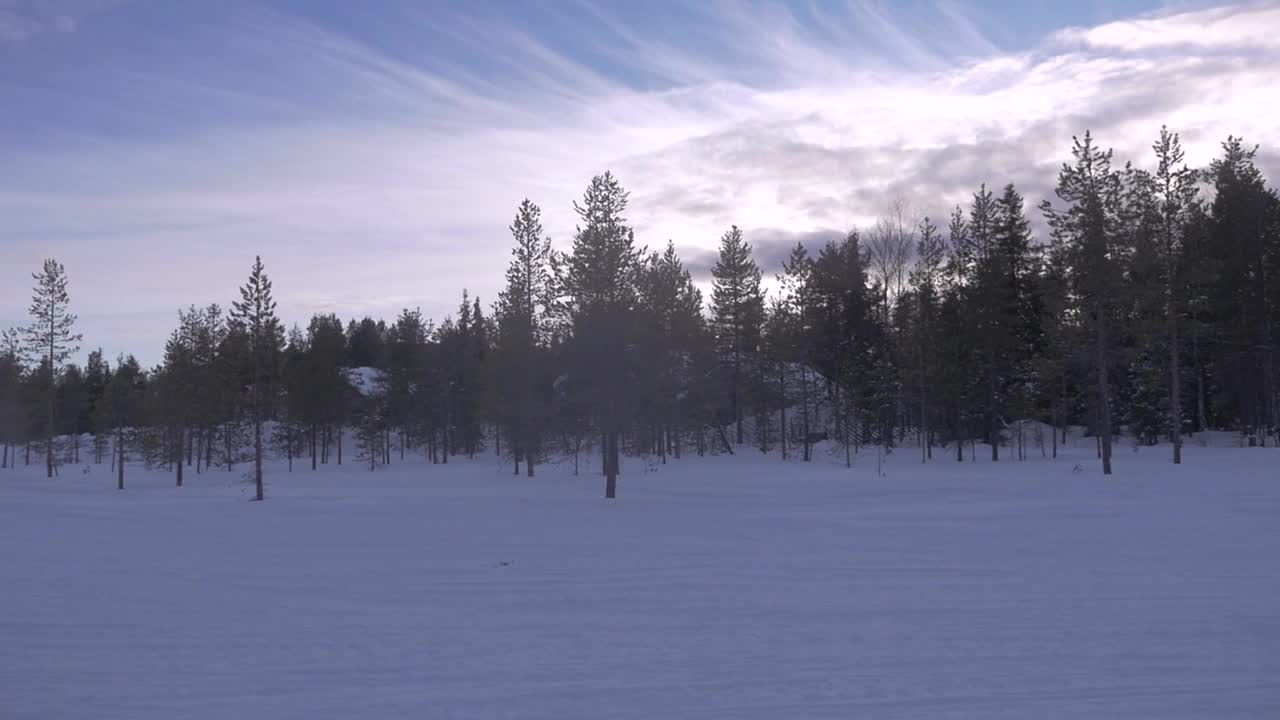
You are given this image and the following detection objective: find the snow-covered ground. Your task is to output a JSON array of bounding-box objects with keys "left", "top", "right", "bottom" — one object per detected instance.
[{"left": 3, "top": 443, "right": 1278, "bottom": 719}]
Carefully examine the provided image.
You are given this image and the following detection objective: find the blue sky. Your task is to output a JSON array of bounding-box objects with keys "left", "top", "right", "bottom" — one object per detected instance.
[{"left": 2, "top": 0, "right": 1277, "bottom": 365}]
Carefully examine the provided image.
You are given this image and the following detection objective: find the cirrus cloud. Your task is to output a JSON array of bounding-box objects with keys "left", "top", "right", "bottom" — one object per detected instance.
[{"left": 1, "top": 0, "right": 1277, "bottom": 363}]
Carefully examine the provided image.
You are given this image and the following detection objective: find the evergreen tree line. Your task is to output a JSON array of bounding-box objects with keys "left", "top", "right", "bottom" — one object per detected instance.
[{"left": 2, "top": 129, "right": 1278, "bottom": 496}]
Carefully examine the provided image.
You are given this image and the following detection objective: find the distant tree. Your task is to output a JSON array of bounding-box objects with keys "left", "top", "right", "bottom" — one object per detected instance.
[
  {"left": 55, "top": 363, "right": 86, "bottom": 464},
  {"left": 275, "top": 325, "right": 310, "bottom": 471},
  {"left": 96, "top": 355, "right": 144, "bottom": 490},
  {"left": 346, "top": 318, "right": 386, "bottom": 368},
  {"left": 808, "top": 231, "right": 877, "bottom": 463},
  {"left": 84, "top": 349, "right": 112, "bottom": 464},
  {"left": 774, "top": 243, "right": 815, "bottom": 460},
  {"left": 303, "top": 313, "right": 349, "bottom": 467},
  {"left": 158, "top": 309, "right": 204, "bottom": 486},
  {"left": 494, "top": 199, "right": 556, "bottom": 475},
  {"left": 637, "top": 241, "right": 707, "bottom": 463},
  {"left": 229, "top": 256, "right": 283, "bottom": 501},
  {"left": 0, "top": 329, "right": 23, "bottom": 469},
  {"left": 23, "top": 259, "right": 82, "bottom": 478},
  {"left": 444, "top": 290, "right": 487, "bottom": 459},
  {"left": 354, "top": 375, "right": 389, "bottom": 471},
  {"left": 909, "top": 216, "right": 946, "bottom": 461}
]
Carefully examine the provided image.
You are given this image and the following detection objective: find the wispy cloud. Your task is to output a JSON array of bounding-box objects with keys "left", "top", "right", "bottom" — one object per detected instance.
[
  {"left": 1, "top": 1, "right": 1276, "bottom": 362},
  {"left": 0, "top": 0, "right": 117, "bottom": 45}
]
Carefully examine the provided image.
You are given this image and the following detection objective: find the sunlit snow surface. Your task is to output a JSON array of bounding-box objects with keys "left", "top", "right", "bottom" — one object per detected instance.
[{"left": 3, "top": 442, "right": 1278, "bottom": 718}]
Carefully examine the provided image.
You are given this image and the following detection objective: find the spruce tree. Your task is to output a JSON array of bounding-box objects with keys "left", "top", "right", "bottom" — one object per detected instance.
[
  {"left": 909, "top": 216, "right": 946, "bottom": 461},
  {"left": 1205, "top": 137, "right": 1279, "bottom": 443},
  {"left": 23, "top": 259, "right": 82, "bottom": 478},
  {"left": 84, "top": 349, "right": 111, "bottom": 464},
  {"left": 637, "top": 241, "right": 705, "bottom": 463}
]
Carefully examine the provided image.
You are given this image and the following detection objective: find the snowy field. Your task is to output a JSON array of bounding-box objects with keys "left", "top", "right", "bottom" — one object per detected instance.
[{"left": 3, "top": 443, "right": 1279, "bottom": 719}]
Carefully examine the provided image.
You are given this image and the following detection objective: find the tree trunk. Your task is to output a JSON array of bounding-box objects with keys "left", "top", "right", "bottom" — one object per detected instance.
[
  {"left": 116, "top": 428, "right": 125, "bottom": 490},
  {"left": 605, "top": 429, "right": 618, "bottom": 499},
  {"left": 801, "top": 368, "right": 811, "bottom": 462},
  {"left": 175, "top": 426, "right": 184, "bottom": 487},
  {"left": 254, "top": 417, "right": 264, "bottom": 501},
  {"left": 1097, "top": 305, "right": 1113, "bottom": 475},
  {"left": 45, "top": 392, "right": 54, "bottom": 479},
  {"left": 1193, "top": 336, "right": 1208, "bottom": 433},
  {"left": 1170, "top": 309, "right": 1183, "bottom": 464},
  {"left": 1052, "top": 404, "right": 1059, "bottom": 459},
  {"left": 527, "top": 435, "right": 535, "bottom": 477},
  {"left": 716, "top": 424, "right": 733, "bottom": 455},
  {"left": 920, "top": 381, "right": 928, "bottom": 464},
  {"left": 779, "top": 363, "right": 787, "bottom": 461},
  {"left": 733, "top": 356, "right": 743, "bottom": 445}
]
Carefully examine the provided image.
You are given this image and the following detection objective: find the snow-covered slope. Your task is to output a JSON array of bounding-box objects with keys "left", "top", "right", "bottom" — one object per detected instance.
[
  {"left": 3, "top": 445, "right": 1278, "bottom": 718},
  {"left": 343, "top": 365, "right": 384, "bottom": 396}
]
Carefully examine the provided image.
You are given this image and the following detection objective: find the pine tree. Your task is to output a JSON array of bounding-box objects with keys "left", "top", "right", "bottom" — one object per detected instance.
[
  {"left": 1151, "top": 126, "right": 1199, "bottom": 462},
  {"left": 776, "top": 243, "right": 814, "bottom": 460},
  {"left": 229, "top": 256, "right": 283, "bottom": 501},
  {"left": 159, "top": 308, "right": 205, "bottom": 486},
  {"left": 709, "top": 225, "right": 764, "bottom": 445},
  {"left": 1042, "top": 132, "right": 1125, "bottom": 474},
  {"left": 557, "top": 172, "right": 645, "bottom": 498},
  {"left": 23, "top": 259, "right": 82, "bottom": 478}
]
